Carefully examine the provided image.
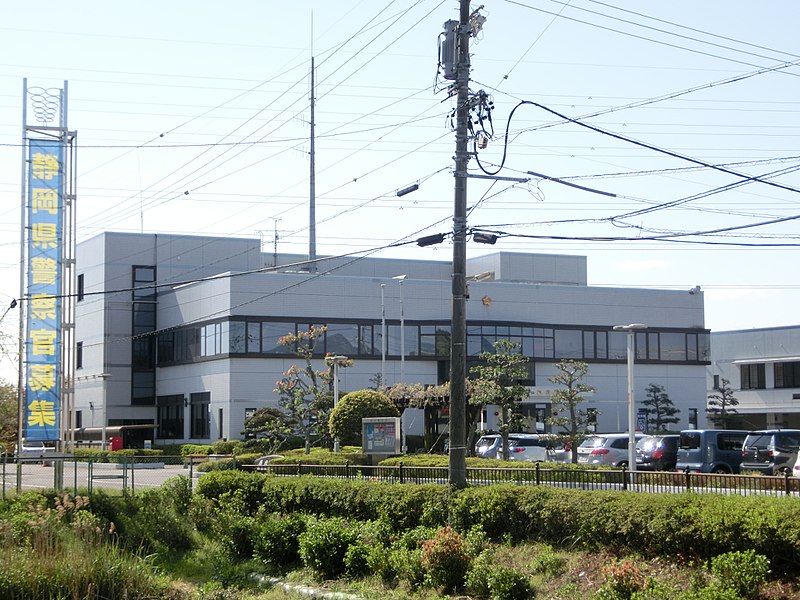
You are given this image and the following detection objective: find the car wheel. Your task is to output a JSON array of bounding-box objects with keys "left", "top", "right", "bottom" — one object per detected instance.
[{"left": 711, "top": 466, "right": 730, "bottom": 474}]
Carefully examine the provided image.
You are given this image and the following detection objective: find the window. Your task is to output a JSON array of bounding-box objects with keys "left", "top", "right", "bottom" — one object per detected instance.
[
  {"left": 75, "top": 410, "right": 82, "bottom": 429},
  {"left": 132, "top": 266, "right": 156, "bottom": 301},
  {"left": 660, "top": 332, "right": 686, "bottom": 361},
  {"left": 775, "top": 361, "right": 800, "bottom": 388},
  {"left": 688, "top": 408, "right": 698, "bottom": 429},
  {"left": 741, "top": 363, "right": 766, "bottom": 389},
  {"left": 190, "top": 392, "right": 211, "bottom": 439},
  {"left": 554, "top": 329, "right": 582, "bottom": 359},
  {"left": 77, "top": 274, "right": 84, "bottom": 302},
  {"left": 76, "top": 341, "right": 83, "bottom": 369},
  {"left": 157, "top": 395, "right": 184, "bottom": 439}
]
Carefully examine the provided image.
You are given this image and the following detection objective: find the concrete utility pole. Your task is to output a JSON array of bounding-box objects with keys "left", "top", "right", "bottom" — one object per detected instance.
[{"left": 449, "top": 0, "right": 471, "bottom": 489}]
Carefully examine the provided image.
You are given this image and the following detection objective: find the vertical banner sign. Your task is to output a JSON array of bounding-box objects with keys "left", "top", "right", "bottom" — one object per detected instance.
[{"left": 25, "top": 138, "right": 63, "bottom": 441}]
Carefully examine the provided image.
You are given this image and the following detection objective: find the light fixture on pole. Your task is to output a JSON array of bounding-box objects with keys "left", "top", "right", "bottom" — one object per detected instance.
[
  {"left": 613, "top": 323, "right": 647, "bottom": 477},
  {"left": 328, "top": 355, "right": 349, "bottom": 453}
]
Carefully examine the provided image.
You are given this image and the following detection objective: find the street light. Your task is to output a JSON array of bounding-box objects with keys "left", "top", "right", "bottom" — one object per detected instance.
[
  {"left": 328, "top": 355, "right": 349, "bottom": 453},
  {"left": 392, "top": 275, "right": 407, "bottom": 383},
  {"left": 380, "top": 284, "right": 386, "bottom": 387},
  {"left": 613, "top": 323, "right": 647, "bottom": 476},
  {"left": 392, "top": 275, "right": 407, "bottom": 453}
]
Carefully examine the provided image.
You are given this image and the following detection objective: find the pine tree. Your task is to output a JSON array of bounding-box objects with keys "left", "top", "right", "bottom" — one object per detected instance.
[
  {"left": 545, "top": 360, "right": 596, "bottom": 464},
  {"left": 707, "top": 378, "right": 739, "bottom": 429},
  {"left": 641, "top": 383, "right": 680, "bottom": 434}
]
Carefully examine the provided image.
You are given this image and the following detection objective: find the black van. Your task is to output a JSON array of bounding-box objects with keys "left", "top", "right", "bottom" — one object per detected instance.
[
  {"left": 675, "top": 429, "right": 749, "bottom": 474},
  {"left": 740, "top": 429, "right": 800, "bottom": 475}
]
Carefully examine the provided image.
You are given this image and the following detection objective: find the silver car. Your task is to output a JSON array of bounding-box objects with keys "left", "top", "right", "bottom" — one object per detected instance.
[
  {"left": 577, "top": 433, "right": 645, "bottom": 467},
  {"left": 475, "top": 433, "right": 563, "bottom": 462}
]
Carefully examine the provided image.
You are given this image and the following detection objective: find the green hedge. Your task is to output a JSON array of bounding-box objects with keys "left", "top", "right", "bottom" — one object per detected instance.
[{"left": 192, "top": 472, "right": 800, "bottom": 576}]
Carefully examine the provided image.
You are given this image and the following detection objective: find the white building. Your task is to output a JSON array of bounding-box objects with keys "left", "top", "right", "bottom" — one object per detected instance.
[
  {"left": 73, "top": 231, "right": 710, "bottom": 447},
  {"left": 709, "top": 326, "right": 800, "bottom": 430}
]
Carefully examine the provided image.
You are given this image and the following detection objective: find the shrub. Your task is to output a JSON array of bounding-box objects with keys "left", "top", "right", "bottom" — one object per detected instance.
[
  {"left": 344, "top": 541, "right": 371, "bottom": 578},
  {"left": 596, "top": 559, "right": 646, "bottom": 600},
  {"left": 487, "top": 565, "right": 534, "bottom": 600},
  {"left": 180, "top": 444, "right": 214, "bottom": 456},
  {"left": 709, "top": 550, "right": 770, "bottom": 599},
  {"left": 253, "top": 512, "right": 306, "bottom": 569},
  {"left": 328, "top": 389, "right": 399, "bottom": 446},
  {"left": 464, "top": 550, "right": 495, "bottom": 597},
  {"left": 193, "top": 470, "right": 268, "bottom": 514},
  {"left": 211, "top": 439, "right": 240, "bottom": 455},
  {"left": 298, "top": 517, "right": 359, "bottom": 579},
  {"left": 420, "top": 526, "right": 471, "bottom": 593},
  {"left": 389, "top": 545, "right": 425, "bottom": 588}
]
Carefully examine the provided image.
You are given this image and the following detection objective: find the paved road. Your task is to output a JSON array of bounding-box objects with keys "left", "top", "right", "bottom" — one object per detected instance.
[{"left": 0, "top": 460, "right": 197, "bottom": 496}]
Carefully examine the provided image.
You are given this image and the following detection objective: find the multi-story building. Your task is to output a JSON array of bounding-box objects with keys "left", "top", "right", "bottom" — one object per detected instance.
[
  {"left": 73, "top": 231, "right": 711, "bottom": 447},
  {"left": 709, "top": 326, "right": 800, "bottom": 429}
]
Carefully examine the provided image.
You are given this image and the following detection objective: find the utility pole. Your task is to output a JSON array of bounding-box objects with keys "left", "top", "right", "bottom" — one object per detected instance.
[
  {"left": 308, "top": 56, "right": 317, "bottom": 271},
  {"left": 448, "top": 0, "right": 471, "bottom": 489}
]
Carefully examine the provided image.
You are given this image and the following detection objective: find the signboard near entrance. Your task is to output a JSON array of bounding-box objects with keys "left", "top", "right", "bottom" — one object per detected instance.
[{"left": 362, "top": 417, "right": 401, "bottom": 455}]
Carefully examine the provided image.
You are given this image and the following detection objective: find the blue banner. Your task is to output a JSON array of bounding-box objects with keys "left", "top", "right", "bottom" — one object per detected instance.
[{"left": 25, "top": 138, "right": 63, "bottom": 441}]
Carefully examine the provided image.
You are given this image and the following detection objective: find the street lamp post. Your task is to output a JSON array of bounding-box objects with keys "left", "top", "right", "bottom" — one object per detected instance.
[
  {"left": 380, "top": 284, "right": 386, "bottom": 387},
  {"left": 329, "top": 355, "right": 349, "bottom": 453},
  {"left": 392, "top": 275, "right": 407, "bottom": 452},
  {"left": 613, "top": 323, "right": 647, "bottom": 476}
]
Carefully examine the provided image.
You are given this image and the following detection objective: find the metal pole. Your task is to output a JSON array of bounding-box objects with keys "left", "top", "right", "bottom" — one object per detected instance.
[
  {"left": 626, "top": 329, "right": 636, "bottom": 474},
  {"left": 614, "top": 323, "right": 646, "bottom": 476},
  {"left": 380, "top": 284, "right": 386, "bottom": 386},
  {"left": 448, "top": 0, "right": 471, "bottom": 489},
  {"left": 333, "top": 359, "right": 340, "bottom": 452},
  {"left": 399, "top": 278, "right": 405, "bottom": 384}
]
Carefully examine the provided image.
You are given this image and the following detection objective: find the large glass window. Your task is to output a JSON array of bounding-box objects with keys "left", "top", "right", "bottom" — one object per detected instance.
[
  {"left": 608, "top": 331, "right": 627, "bottom": 360},
  {"left": 660, "top": 332, "right": 686, "bottom": 361},
  {"left": 190, "top": 392, "right": 211, "bottom": 439},
  {"left": 554, "top": 329, "right": 582, "bottom": 358},
  {"left": 741, "top": 363, "right": 766, "bottom": 389},
  {"left": 262, "top": 322, "right": 289, "bottom": 353},
  {"left": 157, "top": 395, "right": 184, "bottom": 439},
  {"left": 775, "top": 361, "right": 800, "bottom": 388},
  {"left": 229, "top": 321, "right": 246, "bottom": 353},
  {"left": 247, "top": 322, "right": 261, "bottom": 353},
  {"left": 131, "top": 371, "right": 155, "bottom": 406},
  {"left": 326, "top": 323, "right": 359, "bottom": 355}
]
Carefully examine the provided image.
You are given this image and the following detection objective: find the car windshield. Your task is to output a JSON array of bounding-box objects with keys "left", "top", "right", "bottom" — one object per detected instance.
[
  {"left": 744, "top": 434, "right": 771, "bottom": 449},
  {"left": 637, "top": 437, "right": 658, "bottom": 451}
]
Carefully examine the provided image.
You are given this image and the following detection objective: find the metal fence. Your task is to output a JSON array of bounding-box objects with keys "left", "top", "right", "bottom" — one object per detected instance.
[
  {"left": 250, "top": 461, "right": 800, "bottom": 497},
  {"left": 0, "top": 454, "right": 201, "bottom": 498},
  {"left": 3, "top": 455, "right": 799, "bottom": 498}
]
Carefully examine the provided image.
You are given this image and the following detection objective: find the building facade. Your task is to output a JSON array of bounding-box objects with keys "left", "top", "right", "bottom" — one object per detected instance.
[
  {"left": 709, "top": 326, "right": 800, "bottom": 430},
  {"left": 73, "top": 232, "right": 711, "bottom": 447}
]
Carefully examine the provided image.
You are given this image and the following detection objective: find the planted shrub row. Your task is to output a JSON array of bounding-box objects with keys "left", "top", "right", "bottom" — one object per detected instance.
[{"left": 195, "top": 471, "right": 800, "bottom": 575}]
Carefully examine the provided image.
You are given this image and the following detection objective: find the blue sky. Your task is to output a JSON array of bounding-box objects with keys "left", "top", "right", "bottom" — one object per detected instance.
[{"left": 1, "top": 0, "right": 800, "bottom": 379}]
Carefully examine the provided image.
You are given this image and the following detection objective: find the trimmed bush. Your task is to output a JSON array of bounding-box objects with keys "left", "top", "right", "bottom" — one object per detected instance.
[{"left": 328, "top": 389, "right": 399, "bottom": 446}]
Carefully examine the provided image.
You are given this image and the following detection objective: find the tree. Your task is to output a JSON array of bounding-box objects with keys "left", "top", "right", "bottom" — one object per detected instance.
[
  {"left": 240, "top": 407, "right": 294, "bottom": 454},
  {"left": 641, "top": 383, "right": 680, "bottom": 433},
  {"left": 546, "top": 359, "right": 596, "bottom": 464},
  {"left": 707, "top": 378, "right": 739, "bottom": 429},
  {"left": 274, "top": 326, "right": 351, "bottom": 454},
  {"left": 469, "top": 340, "right": 530, "bottom": 461},
  {"left": 328, "top": 389, "right": 399, "bottom": 447},
  {"left": 0, "top": 379, "right": 16, "bottom": 453}
]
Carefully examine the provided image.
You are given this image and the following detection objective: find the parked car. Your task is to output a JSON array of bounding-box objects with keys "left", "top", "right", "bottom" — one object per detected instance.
[
  {"left": 15, "top": 440, "right": 56, "bottom": 459},
  {"left": 576, "top": 433, "right": 645, "bottom": 467},
  {"left": 740, "top": 429, "right": 800, "bottom": 475},
  {"left": 635, "top": 434, "right": 679, "bottom": 471},
  {"left": 675, "top": 429, "right": 749, "bottom": 474},
  {"left": 474, "top": 433, "right": 564, "bottom": 462}
]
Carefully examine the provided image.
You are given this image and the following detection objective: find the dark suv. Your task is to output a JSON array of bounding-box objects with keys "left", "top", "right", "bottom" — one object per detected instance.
[
  {"left": 635, "top": 434, "right": 679, "bottom": 471},
  {"left": 740, "top": 429, "right": 800, "bottom": 475}
]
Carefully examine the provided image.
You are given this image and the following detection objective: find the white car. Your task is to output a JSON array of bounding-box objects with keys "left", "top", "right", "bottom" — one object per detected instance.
[
  {"left": 475, "top": 433, "right": 565, "bottom": 462},
  {"left": 577, "top": 433, "right": 646, "bottom": 467},
  {"left": 16, "top": 440, "right": 57, "bottom": 458}
]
